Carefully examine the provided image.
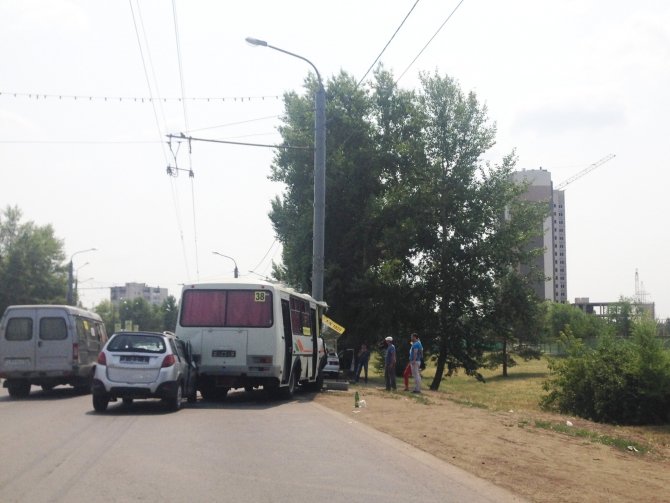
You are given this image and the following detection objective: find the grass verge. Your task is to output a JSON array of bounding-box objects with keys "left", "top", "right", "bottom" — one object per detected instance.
[{"left": 534, "top": 420, "right": 649, "bottom": 453}]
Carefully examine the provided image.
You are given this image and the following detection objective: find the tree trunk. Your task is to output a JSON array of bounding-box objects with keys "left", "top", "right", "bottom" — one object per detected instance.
[
  {"left": 502, "top": 338, "right": 508, "bottom": 377},
  {"left": 430, "top": 348, "right": 446, "bottom": 390}
]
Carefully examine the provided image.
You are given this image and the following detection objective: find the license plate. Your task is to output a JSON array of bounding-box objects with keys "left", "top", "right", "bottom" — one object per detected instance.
[
  {"left": 120, "top": 355, "right": 149, "bottom": 363},
  {"left": 212, "top": 350, "right": 235, "bottom": 358}
]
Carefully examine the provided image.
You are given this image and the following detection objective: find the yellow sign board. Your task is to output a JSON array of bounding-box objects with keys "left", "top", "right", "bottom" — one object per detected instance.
[{"left": 322, "top": 315, "right": 345, "bottom": 335}]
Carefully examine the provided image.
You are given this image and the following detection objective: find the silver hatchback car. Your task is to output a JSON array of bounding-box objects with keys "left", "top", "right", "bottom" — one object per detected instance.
[{"left": 91, "top": 331, "right": 197, "bottom": 412}]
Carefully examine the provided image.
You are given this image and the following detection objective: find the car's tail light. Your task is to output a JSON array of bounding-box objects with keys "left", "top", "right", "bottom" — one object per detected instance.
[
  {"left": 72, "top": 343, "right": 79, "bottom": 362},
  {"left": 97, "top": 352, "right": 107, "bottom": 365},
  {"left": 161, "top": 354, "right": 176, "bottom": 367}
]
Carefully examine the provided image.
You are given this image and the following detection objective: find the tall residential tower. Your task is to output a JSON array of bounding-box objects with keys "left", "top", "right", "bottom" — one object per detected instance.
[{"left": 511, "top": 169, "right": 567, "bottom": 302}]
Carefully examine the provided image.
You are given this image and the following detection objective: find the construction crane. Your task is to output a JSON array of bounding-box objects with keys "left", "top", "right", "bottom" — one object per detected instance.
[{"left": 555, "top": 153, "right": 616, "bottom": 190}]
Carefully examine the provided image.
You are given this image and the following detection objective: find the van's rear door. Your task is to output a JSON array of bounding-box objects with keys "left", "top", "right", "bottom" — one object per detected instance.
[
  {"left": 35, "top": 308, "right": 72, "bottom": 371},
  {"left": 0, "top": 308, "right": 37, "bottom": 372}
]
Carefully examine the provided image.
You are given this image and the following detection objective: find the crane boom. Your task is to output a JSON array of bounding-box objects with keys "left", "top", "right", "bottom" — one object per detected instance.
[{"left": 555, "top": 153, "right": 616, "bottom": 190}]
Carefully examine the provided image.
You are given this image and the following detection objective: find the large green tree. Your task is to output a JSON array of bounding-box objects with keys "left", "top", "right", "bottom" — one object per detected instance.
[
  {"left": 270, "top": 70, "right": 546, "bottom": 388},
  {"left": 270, "top": 71, "right": 389, "bottom": 348},
  {"left": 0, "top": 206, "right": 67, "bottom": 313},
  {"left": 373, "top": 72, "right": 547, "bottom": 389}
]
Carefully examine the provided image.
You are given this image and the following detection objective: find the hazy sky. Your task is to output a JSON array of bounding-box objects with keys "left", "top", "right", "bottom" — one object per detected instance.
[{"left": 1, "top": 1, "right": 668, "bottom": 318}]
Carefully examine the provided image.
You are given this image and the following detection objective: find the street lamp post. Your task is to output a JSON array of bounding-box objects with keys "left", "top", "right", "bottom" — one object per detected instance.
[
  {"left": 246, "top": 37, "right": 326, "bottom": 302},
  {"left": 67, "top": 248, "right": 97, "bottom": 306},
  {"left": 212, "top": 251, "right": 239, "bottom": 278}
]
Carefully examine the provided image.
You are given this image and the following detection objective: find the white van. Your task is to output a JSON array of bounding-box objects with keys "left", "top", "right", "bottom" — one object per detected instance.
[{"left": 0, "top": 305, "right": 107, "bottom": 397}]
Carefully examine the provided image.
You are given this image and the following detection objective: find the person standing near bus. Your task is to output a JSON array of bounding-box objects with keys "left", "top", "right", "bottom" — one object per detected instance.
[
  {"left": 384, "top": 336, "right": 397, "bottom": 391},
  {"left": 402, "top": 336, "right": 413, "bottom": 391},
  {"left": 410, "top": 333, "right": 423, "bottom": 393},
  {"left": 354, "top": 343, "right": 370, "bottom": 384}
]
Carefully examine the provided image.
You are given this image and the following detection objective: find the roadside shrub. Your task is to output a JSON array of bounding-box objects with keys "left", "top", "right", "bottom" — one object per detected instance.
[{"left": 541, "top": 322, "right": 670, "bottom": 425}]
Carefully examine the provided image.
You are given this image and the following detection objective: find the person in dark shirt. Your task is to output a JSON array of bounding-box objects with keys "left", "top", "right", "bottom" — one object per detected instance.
[
  {"left": 384, "top": 336, "right": 396, "bottom": 391},
  {"left": 353, "top": 344, "right": 370, "bottom": 383}
]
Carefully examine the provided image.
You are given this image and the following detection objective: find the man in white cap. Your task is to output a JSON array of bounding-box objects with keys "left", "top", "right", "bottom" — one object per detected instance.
[{"left": 384, "top": 336, "right": 396, "bottom": 391}]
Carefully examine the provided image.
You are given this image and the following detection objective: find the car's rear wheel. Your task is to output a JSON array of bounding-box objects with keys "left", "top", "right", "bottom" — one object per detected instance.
[
  {"left": 92, "top": 394, "right": 109, "bottom": 412},
  {"left": 165, "top": 383, "right": 182, "bottom": 411}
]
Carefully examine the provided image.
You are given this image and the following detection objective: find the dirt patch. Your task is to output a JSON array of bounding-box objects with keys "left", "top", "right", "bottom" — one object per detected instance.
[{"left": 315, "top": 385, "right": 670, "bottom": 503}]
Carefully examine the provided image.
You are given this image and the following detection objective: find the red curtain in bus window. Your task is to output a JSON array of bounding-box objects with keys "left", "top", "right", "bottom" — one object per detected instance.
[
  {"left": 289, "top": 297, "right": 309, "bottom": 335},
  {"left": 226, "top": 290, "right": 273, "bottom": 327},
  {"left": 181, "top": 290, "right": 227, "bottom": 326}
]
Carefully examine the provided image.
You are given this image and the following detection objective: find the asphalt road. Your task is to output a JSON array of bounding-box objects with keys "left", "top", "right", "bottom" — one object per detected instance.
[{"left": 0, "top": 385, "right": 525, "bottom": 502}]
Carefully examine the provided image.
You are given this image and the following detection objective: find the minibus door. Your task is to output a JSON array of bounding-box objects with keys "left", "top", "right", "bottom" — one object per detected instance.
[{"left": 281, "top": 300, "right": 292, "bottom": 384}]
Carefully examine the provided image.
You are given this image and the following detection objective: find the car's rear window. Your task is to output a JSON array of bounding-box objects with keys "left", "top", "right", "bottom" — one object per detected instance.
[{"left": 107, "top": 334, "right": 166, "bottom": 353}]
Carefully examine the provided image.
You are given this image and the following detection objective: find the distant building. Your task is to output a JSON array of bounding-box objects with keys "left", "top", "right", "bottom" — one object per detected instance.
[
  {"left": 110, "top": 282, "right": 168, "bottom": 307},
  {"left": 574, "top": 297, "right": 655, "bottom": 320},
  {"left": 511, "top": 169, "right": 566, "bottom": 302}
]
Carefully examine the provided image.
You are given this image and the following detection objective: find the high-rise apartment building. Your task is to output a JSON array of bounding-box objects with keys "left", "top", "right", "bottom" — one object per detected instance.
[
  {"left": 110, "top": 282, "right": 168, "bottom": 307},
  {"left": 511, "top": 169, "right": 567, "bottom": 302}
]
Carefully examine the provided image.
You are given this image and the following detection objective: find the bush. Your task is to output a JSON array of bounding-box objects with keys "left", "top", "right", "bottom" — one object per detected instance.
[{"left": 541, "top": 321, "right": 670, "bottom": 425}]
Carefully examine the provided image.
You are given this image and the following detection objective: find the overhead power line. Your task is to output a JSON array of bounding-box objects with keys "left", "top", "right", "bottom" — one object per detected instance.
[
  {"left": 357, "top": 0, "right": 421, "bottom": 87},
  {"left": 396, "top": 0, "right": 466, "bottom": 83},
  {"left": 0, "top": 91, "right": 280, "bottom": 103}
]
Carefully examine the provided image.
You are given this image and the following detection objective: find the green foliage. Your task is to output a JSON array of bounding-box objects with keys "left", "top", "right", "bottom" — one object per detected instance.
[
  {"left": 0, "top": 206, "right": 67, "bottom": 314},
  {"left": 483, "top": 345, "right": 542, "bottom": 372},
  {"left": 94, "top": 295, "right": 179, "bottom": 335},
  {"left": 542, "top": 301, "right": 610, "bottom": 340},
  {"left": 484, "top": 270, "right": 544, "bottom": 376},
  {"left": 541, "top": 321, "right": 670, "bottom": 424},
  {"left": 270, "top": 69, "right": 547, "bottom": 390}
]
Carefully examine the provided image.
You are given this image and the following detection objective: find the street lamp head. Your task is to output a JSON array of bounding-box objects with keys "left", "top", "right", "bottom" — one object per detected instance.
[{"left": 245, "top": 37, "right": 268, "bottom": 47}]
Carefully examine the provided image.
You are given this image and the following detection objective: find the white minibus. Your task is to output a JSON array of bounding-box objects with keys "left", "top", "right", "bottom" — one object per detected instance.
[{"left": 175, "top": 280, "right": 328, "bottom": 399}]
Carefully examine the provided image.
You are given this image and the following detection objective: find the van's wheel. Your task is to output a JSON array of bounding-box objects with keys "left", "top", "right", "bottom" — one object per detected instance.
[
  {"left": 8, "top": 381, "right": 31, "bottom": 398},
  {"left": 92, "top": 394, "right": 109, "bottom": 412},
  {"left": 164, "top": 383, "right": 183, "bottom": 412},
  {"left": 199, "top": 384, "right": 215, "bottom": 401}
]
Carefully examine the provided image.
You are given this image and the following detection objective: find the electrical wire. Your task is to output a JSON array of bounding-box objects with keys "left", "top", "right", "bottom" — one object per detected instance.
[
  {"left": 172, "top": 0, "right": 200, "bottom": 280},
  {"left": 0, "top": 140, "right": 162, "bottom": 144},
  {"left": 0, "top": 91, "right": 280, "bottom": 102},
  {"left": 166, "top": 133, "right": 310, "bottom": 150},
  {"left": 188, "top": 114, "right": 281, "bottom": 133},
  {"left": 172, "top": 0, "right": 190, "bottom": 133},
  {"left": 128, "top": 0, "right": 169, "bottom": 165},
  {"left": 250, "top": 239, "right": 279, "bottom": 273},
  {"left": 357, "top": 0, "right": 421, "bottom": 87},
  {"left": 396, "top": 0, "right": 466, "bottom": 84},
  {"left": 130, "top": 0, "right": 191, "bottom": 281},
  {"left": 136, "top": 0, "right": 169, "bottom": 131}
]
